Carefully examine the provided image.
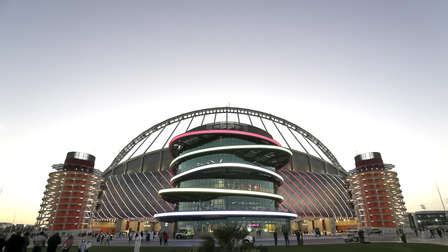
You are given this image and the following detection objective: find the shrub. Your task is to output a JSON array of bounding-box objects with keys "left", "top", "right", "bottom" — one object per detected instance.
[
  {"left": 213, "top": 225, "right": 249, "bottom": 252},
  {"left": 199, "top": 235, "right": 215, "bottom": 252}
]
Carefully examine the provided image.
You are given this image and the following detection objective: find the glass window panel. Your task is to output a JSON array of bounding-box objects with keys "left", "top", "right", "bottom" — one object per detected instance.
[{"left": 179, "top": 178, "right": 274, "bottom": 193}]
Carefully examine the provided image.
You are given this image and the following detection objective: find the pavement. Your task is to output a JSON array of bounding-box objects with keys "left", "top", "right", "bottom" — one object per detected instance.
[
  {"left": 406, "top": 236, "right": 448, "bottom": 247},
  {"left": 80, "top": 234, "right": 448, "bottom": 248}
]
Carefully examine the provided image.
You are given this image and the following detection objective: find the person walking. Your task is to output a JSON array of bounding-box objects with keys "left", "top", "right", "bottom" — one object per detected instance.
[
  {"left": 398, "top": 229, "right": 407, "bottom": 244},
  {"left": 273, "top": 231, "right": 278, "bottom": 247},
  {"left": 430, "top": 229, "right": 435, "bottom": 238},
  {"left": 32, "top": 232, "right": 47, "bottom": 252},
  {"left": 159, "top": 232, "right": 163, "bottom": 246},
  {"left": 163, "top": 231, "right": 169, "bottom": 246},
  {"left": 283, "top": 230, "right": 289, "bottom": 246},
  {"left": 5, "top": 232, "right": 24, "bottom": 252},
  {"left": 106, "top": 234, "right": 112, "bottom": 246},
  {"left": 100, "top": 233, "right": 105, "bottom": 245},
  {"left": 128, "top": 232, "right": 133, "bottom": 246},
  {"left": 437, "top": 229, "right": 443, "bottom": 238},
  {"left": 295, "top": 230, "right": 302, "bottom": 246},
  {"left": 86, "top": 240, "right": 92, "bottom": 251},
  {"left": 22, "top": 232, "right": 30, "bottom": 252},
  {"left": 0, "top": 234, "right": 6, "bottom": 252},
  {"left": 281, "top": 226, "right": 289, "bottom": 247},
  {"left": 358, "top": 230, "right": 365, "bottom": 243},
  {"left": 134, "top": 233, "right": 142, "bottom": 252},
  {"left": 79, "top": 240, "right": 88, "bottom": 252},
  {"left": 46, "top": 233, "right": 61, "bottom": 252},
  {"left": 61, "top": 235, "right": 73, "bottom": 252}
]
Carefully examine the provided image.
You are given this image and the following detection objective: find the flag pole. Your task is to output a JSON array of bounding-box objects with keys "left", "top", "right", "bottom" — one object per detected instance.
[{"left": 436, "top": 184, "right": 446, "bottom": 212}]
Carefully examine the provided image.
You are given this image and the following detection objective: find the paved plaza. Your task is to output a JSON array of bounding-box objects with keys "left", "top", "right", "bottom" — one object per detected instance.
[{"left": 74, "top": 234, "right": 447, "bottom": 248}]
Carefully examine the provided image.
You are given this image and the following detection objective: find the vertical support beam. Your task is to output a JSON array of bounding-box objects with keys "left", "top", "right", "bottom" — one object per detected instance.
[
  {"left": 247, "top": 115, "right": 253, "bottom": 126},
  {"left": 200, "top": 114, "right": 206, "bottom": 126},
  {"left": 303, "top": 137, "right": 325, "bottom": 162},
  {"left": 272, "top": 121, "right": 293, "bottom": 171},
  {"left": 143, "top": 127, "right": 165, "bottom": 154},
  {"left": 127, "top": 133, "right": 151, "bottom": 162},
  {"left": 138, "top": 156, "right": 144, "bottom": 173},
  {"left": 288, "top": 128, "right": 313, "bottom": 172},
  {"left": 259, "top": 117, "right": 268, "bottom": 132},
  {"left": 124, "top": 162, "right": 128, "bottom": 174},
  {"left": 159, "top": 121, "right": 181, "bottom": 170},
  {"left": 272, "top": 121, "right": 290, "bottom": 148},
  {"left": 141, "top": 126, "right": 165, "bottom": 171},
  {"left": 185, "top": 116, "right": 195, "bottom": 131}
]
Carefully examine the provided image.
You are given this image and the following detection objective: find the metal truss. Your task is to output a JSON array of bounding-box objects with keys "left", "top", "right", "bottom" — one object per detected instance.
[
  {"left": 106, "top": 107, "right": 343, "bottom": 172},
  {"left": 96, "top": 170, "right": 354, "bottom": 219}
]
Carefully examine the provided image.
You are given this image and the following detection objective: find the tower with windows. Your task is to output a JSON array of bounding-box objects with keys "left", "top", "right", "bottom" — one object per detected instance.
[{"left": 155, "top": 123, "right": 297, "bottom": 233}]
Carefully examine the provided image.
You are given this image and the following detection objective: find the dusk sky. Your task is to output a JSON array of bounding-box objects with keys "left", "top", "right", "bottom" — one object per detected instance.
[{"left": 1, "top": 0, "right": 447, "bottom": 224}]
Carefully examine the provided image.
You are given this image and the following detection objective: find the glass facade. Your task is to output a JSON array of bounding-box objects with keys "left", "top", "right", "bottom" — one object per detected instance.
[
  {"left": 178, "top": 196, "right": 276, "bottom": 211},
  {"left": 177, "top": 153, "right": 275, "bottom": 173},
  {"left": 179, "top": 178, "right": 274, "bottom": 193},
  {"left": 177, "top": 217, "right": 289, "bottom": 234},
  {"left": 187, "top": 122, "right": 273, "bottom": 138},
  {"left": 155, "top": 125, "right": 294, "bottom": 234},
  {"left": 180, "top": 137, "right": 264, "bottom": 155},
  {"left": 414, "top": 211, "right": 448, "bottom": 229}
]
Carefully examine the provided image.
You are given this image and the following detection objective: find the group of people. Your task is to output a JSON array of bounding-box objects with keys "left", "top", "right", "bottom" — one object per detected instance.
[
  {"left": 1, "top": 230, "right": 165, "bottom": 252},
  {"left": 411, "top": 228, "right": 446, "bottom": 240},
  {"left": 429, "top": 228, "right": 445, "bottom": 239},
  {"left": 129, "top": 231, "right": 169, "bottom": 252},
  {"left": 0, "top": 231, "right": 88, "bottom": 252},
  {"left": 127, "top": 231, "right": 152, "bottom": 245},
  {"left": 32, "top": 232, "right": 80, "bottom": 252},
  {"left": 128, "top": 231, "right": 169, "bottom": 246},
  {"left": 94, "top": 232, "right": 112, "bottom": 246},
  {"left": 272, "top": 229, "right": 304, "bottom": 247},
  {"left": 0, "top": 232, "right": 30, "bottom": 252},
  {"left": 127, "top": 231, "right": 153, "bottom": 244}
]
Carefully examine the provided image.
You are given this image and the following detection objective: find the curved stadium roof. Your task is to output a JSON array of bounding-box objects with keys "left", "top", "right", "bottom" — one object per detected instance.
[{"left": 104, "top": 107, "right": 346, "bottom": 175}]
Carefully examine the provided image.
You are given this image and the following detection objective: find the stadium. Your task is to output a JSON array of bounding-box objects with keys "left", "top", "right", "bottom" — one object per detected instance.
[{"left": 93, "top": 107, "right": 356, "bottom": 235}]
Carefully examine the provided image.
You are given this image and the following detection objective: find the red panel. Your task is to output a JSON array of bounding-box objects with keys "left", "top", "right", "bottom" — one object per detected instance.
[{"left": 47, "top": 170, "right": 96, "bottom": 231}]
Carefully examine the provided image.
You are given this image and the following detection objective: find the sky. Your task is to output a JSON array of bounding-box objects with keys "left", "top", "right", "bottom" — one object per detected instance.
[{"left": 0, "top": 0, "right": 447, "bottom": 224}]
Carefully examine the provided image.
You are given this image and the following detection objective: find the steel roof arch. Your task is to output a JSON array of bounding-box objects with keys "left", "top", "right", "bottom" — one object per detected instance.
[{"left": 105, "top": 107, "right": 343, "bottom": 173}]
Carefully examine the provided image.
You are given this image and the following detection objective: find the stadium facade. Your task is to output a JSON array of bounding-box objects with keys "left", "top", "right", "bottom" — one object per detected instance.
[
  {"left": 408, "top": 211, "right": 448, "bottom": 230},
  {"left": 93, "top": 107, "right": 357, "bottom": 235}
]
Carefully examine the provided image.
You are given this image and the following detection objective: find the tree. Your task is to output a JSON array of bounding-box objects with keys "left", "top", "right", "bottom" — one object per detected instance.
[{"left": 212, "top": 225, "right": 249, "bottom": 251}]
